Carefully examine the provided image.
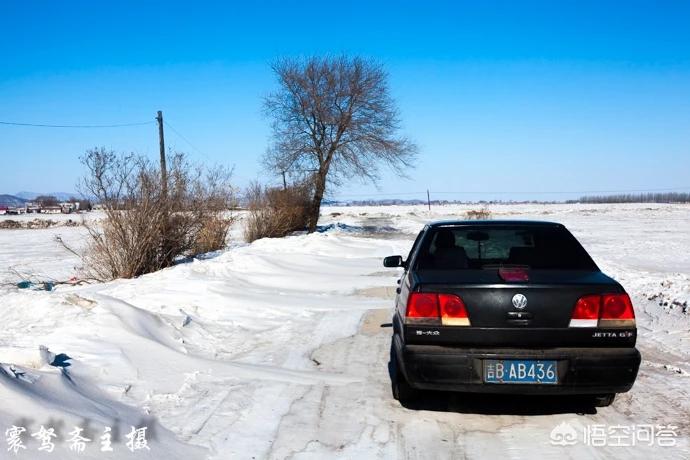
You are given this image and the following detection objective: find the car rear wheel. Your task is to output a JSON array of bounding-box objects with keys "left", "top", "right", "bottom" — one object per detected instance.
[
  {"left": 390, "top": 342, "right": 417, "bottom": 404},
  {"left": 392, "top": 373, "right": 417, "bottom": 403},
  {"left": 593, "top": 393, "right": 616, "bottom": 407}
]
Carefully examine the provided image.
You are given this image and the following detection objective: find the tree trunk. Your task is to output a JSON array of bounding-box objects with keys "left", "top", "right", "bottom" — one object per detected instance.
[{"left": 307, "top": 174, "right": 327, "bottom": 233}]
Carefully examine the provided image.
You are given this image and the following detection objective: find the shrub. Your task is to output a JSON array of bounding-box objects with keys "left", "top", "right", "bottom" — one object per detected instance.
[
  {"left": 72, "top": 148, "right": 235, "bottom": 281},
  {"left": 465, "top": 208, "right": 492, "bottom": 220},
  {"left": 244, "top": 182, "right": 311, "bottom": 242},
  {"left": 191, "top": 213, "right": 233, "bottom": 255}
]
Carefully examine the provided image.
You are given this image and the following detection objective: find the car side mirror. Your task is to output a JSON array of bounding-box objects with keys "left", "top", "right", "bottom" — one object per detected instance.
[{"left": 383, "top": 255, "right": 404, "bottom": 268}]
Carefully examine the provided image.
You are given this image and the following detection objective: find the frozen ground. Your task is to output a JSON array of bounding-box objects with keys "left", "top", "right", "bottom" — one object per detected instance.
[{"left": 0, "top": 203, "right": 688, "bottom": 459}]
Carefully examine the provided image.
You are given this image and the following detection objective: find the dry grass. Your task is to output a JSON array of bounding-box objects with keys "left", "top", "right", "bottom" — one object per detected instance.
[
  {"left": 465, "top": 208, "right": 492, "bottom": 220},
  {"left": 244, "top": 183, "right": 311, "bottom": 243},
  {"left": 191, "top": 214, "right": 233, "bottom": 255}
]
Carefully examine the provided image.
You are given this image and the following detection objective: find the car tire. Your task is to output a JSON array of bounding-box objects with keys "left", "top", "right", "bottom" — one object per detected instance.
[
  {"left": 390, "top": 342, "right": 417, "bottom": 404},
  {"left": 593, "top": 393, "right": 616, "bottom": 407}
]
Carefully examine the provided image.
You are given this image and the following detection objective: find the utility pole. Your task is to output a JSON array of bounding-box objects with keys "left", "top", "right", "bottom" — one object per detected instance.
[
  {"left": 156, "top": 110, "right": 167, "bottom": 198},
  {"left": 427, "top": 189, "right": 431, "bottom": 211},
  {"left": 156, "top": 110, "right": 171, "bottom": 265}
]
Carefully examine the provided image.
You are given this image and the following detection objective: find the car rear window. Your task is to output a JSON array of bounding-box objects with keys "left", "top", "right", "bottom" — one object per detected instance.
[{"left": 414, "top": 225, "right": 597, "bottom": 270}]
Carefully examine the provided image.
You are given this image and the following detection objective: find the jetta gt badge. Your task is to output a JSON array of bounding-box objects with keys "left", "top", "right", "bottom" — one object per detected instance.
[{"left": 512, "top": 293, "right": 528, "bottom": 310}]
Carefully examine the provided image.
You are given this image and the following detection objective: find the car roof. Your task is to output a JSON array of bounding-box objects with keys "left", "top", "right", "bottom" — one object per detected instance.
[{"left": 427, "top": 219, "right": 564, "bottom": 228}]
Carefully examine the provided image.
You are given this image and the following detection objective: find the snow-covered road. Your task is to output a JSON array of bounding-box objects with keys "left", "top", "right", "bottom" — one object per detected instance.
[{"left": 0, "top": 203, "right": 688, "bottom": 459}]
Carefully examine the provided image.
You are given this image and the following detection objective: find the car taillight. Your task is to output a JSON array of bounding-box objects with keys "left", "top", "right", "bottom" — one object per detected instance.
[
  {"left": 439, "top": 293, "right": 470, "bottom": 326},
  {"left": 406, "top": 293, "right": 439, "bottom": 319},
  {"left": 406, "top": 292, "right": 470, "bottom": 326},
  {"left": 569, "top": 293, "right": 635, "bottom": 328},
  {"left": 569, "top": 294, "right": 601, "bottom": 327},
  {"left": 600, "top": 293, "right": 635, "bottom": 326}
]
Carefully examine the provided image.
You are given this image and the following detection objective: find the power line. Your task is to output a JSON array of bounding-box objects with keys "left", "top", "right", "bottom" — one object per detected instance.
[
  {"left": 1, "top": 114, "right": 215, "bottom": 160},
  {"left": 0, "top": 120, "right": 155, "bottom": 128},
  {"left": 163, "top": 120, "right": 211, "bottom": 160}
]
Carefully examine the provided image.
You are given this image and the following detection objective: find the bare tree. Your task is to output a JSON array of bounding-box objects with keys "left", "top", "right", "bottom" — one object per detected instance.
[
  {"left": 35, "top": 195, "right": 59, "bottom": 207},
  {"left": 264, "top": 56, "right": 417, "bottom": 232},
  {"left": 576, "top": 192, "right": 690, "bottom": 204}
]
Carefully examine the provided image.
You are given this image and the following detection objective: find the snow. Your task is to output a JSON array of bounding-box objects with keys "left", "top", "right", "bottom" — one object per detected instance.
[{"left": 0, "top": 203, "right": 689, "bottom": 458}]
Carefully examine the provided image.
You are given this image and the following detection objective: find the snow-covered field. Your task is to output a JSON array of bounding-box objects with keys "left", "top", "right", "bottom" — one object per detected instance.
[{"left": 0, "top": 203, "right": 688, "bottom": 459}]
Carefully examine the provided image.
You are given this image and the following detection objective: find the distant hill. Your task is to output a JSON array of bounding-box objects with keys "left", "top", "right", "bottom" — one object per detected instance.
[
  {"left": 0, "top": 194, "right": 27, "bottom": 207},
  {"left": 15, "top": 191, "right": 78, "bottom": 201}
]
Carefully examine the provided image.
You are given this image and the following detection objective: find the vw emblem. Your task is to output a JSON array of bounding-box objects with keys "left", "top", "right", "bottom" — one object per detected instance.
[{"left": 512, "top": 293, "right": 528, "bottom": 310}]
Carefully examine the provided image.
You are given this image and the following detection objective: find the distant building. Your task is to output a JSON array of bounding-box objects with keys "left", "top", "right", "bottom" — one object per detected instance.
[
  {"left": 26, "top": 203, "right": 41, "bottom": 213},
  {"left": 41, "top": 205, "right": 62, "bottom": 214},
  {"left": 6, "top": 207, "right": 25, "bottom": 215},
  {"left": 59, "top": 202, "right": 79, "bottom": 213}
]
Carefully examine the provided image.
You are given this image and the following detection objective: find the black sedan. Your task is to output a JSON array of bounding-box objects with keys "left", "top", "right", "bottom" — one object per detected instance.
[{"left": 384, "top": 220, "right": 640, "bottom": 407}]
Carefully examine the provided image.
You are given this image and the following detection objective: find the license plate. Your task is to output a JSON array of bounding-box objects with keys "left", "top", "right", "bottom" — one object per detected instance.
[{"left": 484, "top": 359, "right": 558, "bottom": 384}]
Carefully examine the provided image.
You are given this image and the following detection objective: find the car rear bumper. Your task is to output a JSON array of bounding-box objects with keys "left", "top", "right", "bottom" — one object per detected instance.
[{"left": 393, "top": 335, "right": 641, "bottom": 395}]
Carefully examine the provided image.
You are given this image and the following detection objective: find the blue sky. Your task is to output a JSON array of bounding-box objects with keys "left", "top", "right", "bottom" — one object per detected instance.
[{"left": 1, "top": 1, "right": 689, "bottom": 201}]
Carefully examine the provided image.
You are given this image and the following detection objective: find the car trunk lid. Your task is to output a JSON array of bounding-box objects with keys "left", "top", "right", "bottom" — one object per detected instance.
[{"left": 413, "top": 269, "right": 621, "bottom": 328}]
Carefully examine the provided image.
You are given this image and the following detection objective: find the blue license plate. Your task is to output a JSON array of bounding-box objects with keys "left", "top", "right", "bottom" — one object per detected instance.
[{"left": 484, "top": 359, "right": 558, "bottom": 384}]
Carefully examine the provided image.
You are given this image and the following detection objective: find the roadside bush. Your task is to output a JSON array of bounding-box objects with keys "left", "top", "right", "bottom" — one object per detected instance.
[
  {"left": 71, "top": 148, "right": 235, "bottom": 281},
  {"left": 244, "top": 182, "right": 311, "bottom": 242},
  {"left": 465, "top": 208, "right": 492, "bottom": 220},
  {"left": 191, "top": 213, "right": 233, "bottom": 255}
]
